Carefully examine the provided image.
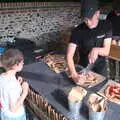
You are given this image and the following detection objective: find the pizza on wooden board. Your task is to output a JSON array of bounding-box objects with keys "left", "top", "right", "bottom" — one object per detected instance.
[
  {"left": 104, "top": 85, "right": 120, "bottom": 103},
  {"left": 74, "top": 72, "right": 98, "bottom": 87}
]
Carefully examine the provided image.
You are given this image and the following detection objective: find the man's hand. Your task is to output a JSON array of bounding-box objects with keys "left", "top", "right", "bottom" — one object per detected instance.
[
  {"left": 71, "top": 72, "right": 80, "bottom": 82},
  {"left": 71, "top": 72, "right": 86, "bottom": 85},
  {"left": 88, "top": 47, "right": 99, "bottom": 63}
]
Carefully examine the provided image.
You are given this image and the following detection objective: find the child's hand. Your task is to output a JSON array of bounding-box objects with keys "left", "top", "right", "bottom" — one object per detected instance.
[
  {"left": 21, "top": 82, "right": 29, "bottom": 96},
  {"left": 17, "top": 76, "right": 24, "bottom": 85}
]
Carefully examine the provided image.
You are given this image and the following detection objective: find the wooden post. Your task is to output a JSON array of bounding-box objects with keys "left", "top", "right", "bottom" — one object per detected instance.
[{"left": 108, "top": 45, "right": 120, "bottom": 82}]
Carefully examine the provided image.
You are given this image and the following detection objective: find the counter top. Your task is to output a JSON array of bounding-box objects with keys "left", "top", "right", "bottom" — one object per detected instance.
[{"left": 21, "top": 61, "right": 120, "bottom": 120}]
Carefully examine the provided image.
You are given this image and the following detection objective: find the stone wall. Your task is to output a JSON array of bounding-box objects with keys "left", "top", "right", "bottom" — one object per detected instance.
[
  {"left": 0, "top": 2, "right": 81, "bottom": 48},
  {"left": 0, "top": 2, "right": 112, "bottom": 54}
]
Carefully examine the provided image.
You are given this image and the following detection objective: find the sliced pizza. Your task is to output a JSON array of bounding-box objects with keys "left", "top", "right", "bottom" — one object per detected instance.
[{"left": 104, "top": 85, "right": 120, "bottom": 103}]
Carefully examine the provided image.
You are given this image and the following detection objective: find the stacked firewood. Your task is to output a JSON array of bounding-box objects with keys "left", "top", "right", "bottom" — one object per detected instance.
[{"left": 43, "top": 53, "right": 67, "bottom": 73}]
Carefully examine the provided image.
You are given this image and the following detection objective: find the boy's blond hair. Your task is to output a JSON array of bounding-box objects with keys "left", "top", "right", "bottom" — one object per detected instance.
[{"left": 0, "top": 49, "right": 23, "bottom": 70}]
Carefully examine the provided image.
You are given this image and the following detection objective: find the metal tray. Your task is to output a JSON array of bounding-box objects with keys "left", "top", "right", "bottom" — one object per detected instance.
[
  {"left": 98, "top": 80, "right": 120, "bottom": 104},
  {"left": 65, "top": 65, "right": 106, "bottom": 88}
]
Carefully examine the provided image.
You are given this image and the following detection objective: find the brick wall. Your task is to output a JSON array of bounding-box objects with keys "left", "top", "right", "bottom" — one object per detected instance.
[
  {"left": 0, "top": 2, "right": 81, "bottom": 46},
  {"left": 0, "top": 2, "right": 112, "bottom": 47}
]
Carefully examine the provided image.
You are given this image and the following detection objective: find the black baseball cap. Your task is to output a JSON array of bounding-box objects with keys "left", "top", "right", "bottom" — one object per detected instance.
[{"left": 81, "top": 0, "right": 99, "bottom": 18}]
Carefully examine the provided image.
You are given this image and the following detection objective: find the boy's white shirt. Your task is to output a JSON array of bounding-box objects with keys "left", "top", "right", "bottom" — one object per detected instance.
[{"left": 0, "top": 74, "right": 25, "bottom": 117}]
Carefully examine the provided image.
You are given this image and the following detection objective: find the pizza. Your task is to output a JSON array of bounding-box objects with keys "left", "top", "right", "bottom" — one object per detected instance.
[
  {"left": 105, "top": 85, "right": 120, "bottom": 103},
  {"left": 76, "top": 72, "right": 98, "bottom": 86}
]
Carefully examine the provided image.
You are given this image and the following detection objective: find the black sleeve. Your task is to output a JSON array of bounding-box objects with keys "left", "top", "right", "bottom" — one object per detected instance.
[
  {"left": 69, "top": 28, "right": 79, "bottom": 45},
  {"left": 69, "top": 25, "right": 83, "bottom": 47}
]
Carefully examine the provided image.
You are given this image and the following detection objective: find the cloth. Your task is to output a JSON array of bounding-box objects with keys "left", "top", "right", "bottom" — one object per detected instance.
[
  {"left": 81, "top": 0, "right": 99, "bottom": 18},
  {"left": 70, "top": 20, "right": 112, "bottom": 76},
  {"left": 106, "top": 11, "right": 120, "bottom": 40},
  {"left": 1, "top": 112, "right": 26, "bottom": 120},
  {"left": 0, "top": 74, "right": 26, "bottom": 119},
  {"left": 21, "top": 62, "right": 120, "bottom": 120}
]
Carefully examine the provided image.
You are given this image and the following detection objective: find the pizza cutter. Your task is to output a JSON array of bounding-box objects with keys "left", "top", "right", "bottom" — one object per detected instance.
[{"left": 80, "top": 63, "right": 94, "bottom": 75}]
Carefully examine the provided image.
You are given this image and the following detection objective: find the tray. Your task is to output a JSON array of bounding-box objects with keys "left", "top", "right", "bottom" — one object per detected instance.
[
  {"left": 65, "top": 65, "right": 106, "bottom": 88},
  {"left": 98, "top": 80, "right": 120, "bottom": 104}
]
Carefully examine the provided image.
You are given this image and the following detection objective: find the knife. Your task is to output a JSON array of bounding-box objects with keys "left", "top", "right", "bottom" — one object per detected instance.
[{"left": 80, "top": 63, "right": 94, "bottom": 75}]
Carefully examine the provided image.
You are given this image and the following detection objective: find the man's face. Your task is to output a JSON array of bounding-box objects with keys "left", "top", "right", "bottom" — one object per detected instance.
[{"left": 84, "top": 11, "right": 100, "bottom": 29}]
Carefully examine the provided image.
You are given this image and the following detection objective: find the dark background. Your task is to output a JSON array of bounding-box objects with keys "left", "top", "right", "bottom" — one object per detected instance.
[{"left": 0, "top": 0, "right": 113, "bottom": 3}]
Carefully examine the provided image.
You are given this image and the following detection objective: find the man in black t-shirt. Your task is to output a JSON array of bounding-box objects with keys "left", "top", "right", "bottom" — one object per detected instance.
[
  {"left": 106, "top": 0, "right": 120, "bottom": 45},
  {"left": 66, "top": 0, "right": 112, "bottom": 84}
]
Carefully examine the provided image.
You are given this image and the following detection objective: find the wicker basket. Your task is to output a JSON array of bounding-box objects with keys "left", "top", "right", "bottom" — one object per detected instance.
[{"left": 26, "top": 86, "right": 68, "bottom": 120}]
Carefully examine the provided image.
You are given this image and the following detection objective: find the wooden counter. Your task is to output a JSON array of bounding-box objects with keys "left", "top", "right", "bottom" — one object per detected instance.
[{"left": 108, "top": 45, "right": 120, "bottom": 61}]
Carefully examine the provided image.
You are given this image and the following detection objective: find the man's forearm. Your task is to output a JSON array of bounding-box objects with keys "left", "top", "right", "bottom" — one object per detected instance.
[
  {"left": 66, "top": 43, "right": 78, "bottom": 76},
  {"left": 67, "top": 56, "right": 77, "bottom": 76},
  {"left": 98, "top": 38, "right": 111, "bottom": 56},
  {"left": 98, "top": 47, "right": 110, "bottom": 56}
]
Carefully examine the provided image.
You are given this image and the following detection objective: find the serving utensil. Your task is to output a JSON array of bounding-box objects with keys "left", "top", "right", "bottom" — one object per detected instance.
[{"left": 80, "top": 63, "right": 94, "bottom": 75}]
